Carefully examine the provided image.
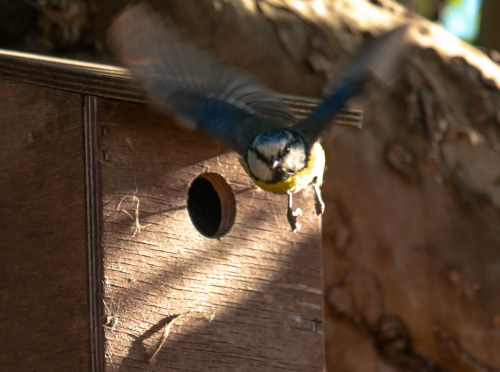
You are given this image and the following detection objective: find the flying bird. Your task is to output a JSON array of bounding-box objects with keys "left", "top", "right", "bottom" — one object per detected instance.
[{"left": 108, "top": 3, "right": 407, "bottom": 232}]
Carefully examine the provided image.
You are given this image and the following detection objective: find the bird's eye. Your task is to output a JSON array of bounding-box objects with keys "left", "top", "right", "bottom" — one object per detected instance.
[{"left": 284, "top": 147, "right": 290, "bottom": 154}]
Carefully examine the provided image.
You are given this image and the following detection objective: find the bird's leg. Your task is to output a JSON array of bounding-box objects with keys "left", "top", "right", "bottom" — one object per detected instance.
[
  {"left": 287, "top": 193, "right": 302, "bottom": 233},
  {"left": 312, "top": 183, "right": 325, "bottom": 216}
]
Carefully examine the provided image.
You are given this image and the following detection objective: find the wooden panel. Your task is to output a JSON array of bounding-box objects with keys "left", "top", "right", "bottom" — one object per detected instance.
[
  {"left": 0, "top": 81, "right": 89, "bottom": 370},
  {"left": 99, "top": 98, "right": 324, "bottom": 371}
]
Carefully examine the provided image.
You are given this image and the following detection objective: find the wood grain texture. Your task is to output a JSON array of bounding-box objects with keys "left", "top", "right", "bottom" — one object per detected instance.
[
  {"left": 0, "top": 81, "right": 89, "bottom": 371},
  {"left": 99, "top": 98, "right": 324, "bottom": 371}
]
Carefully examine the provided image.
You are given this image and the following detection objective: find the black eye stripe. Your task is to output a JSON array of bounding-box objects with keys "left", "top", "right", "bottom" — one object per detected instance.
[
  {"left": 287, "top": 136, "right": 302, "bottom": 148},
  {"left": 248, "top": 132, "right": 306, "bottom": 166},
  {"left": 249, "top": 148, "right": 269, "bottom": 163},
  {"left": 279, "top": 136, "right": 302, "bottom": 157}
]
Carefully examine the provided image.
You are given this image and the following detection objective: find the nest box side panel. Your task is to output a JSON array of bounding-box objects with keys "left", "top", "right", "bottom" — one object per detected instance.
[
  {"left": 99, "top": 98, "right": 324, "bottom": 371},
  {"left": 0, "top": 81, "right": 89, "bottom": 370}
]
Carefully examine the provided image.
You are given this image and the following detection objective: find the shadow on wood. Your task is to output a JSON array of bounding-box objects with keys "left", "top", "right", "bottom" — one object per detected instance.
[
  {"left": 0, "top": 50, "right": 349, "bottom": 371},
  {"left": 99, "top": 98, "right": 324, "bottom": 371}
]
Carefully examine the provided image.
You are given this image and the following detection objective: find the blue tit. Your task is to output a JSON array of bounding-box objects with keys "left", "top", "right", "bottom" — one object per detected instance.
[{"left": 108, "top": 3, "right": 407, "bottom": 232}]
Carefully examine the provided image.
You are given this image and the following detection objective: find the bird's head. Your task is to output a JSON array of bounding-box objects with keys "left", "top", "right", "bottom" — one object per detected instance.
[{"left": 245, "top": 130, "right": 308, "bottom": 183}]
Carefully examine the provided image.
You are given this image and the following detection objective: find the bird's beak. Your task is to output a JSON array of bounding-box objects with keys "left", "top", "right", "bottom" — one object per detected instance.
[{"left": 271, "top": 160, "right": 279, "bottom": 169}]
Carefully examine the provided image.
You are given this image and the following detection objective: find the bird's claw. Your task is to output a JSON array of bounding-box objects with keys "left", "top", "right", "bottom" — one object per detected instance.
[
  {"left": 314, "top": 197, "right": 325, "bottom": 216},
  {"left": 287, "top": 207, "right": 302, "bottom": 233},
  {"left": 287, "top": 193, "right": 302, "bottom": 232},
  {"left": 313, "top": 183, "right": 325, "bottom": 216}
]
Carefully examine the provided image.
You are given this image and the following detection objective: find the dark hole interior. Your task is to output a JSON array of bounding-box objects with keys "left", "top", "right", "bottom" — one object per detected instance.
[{"left": 187, "top": 177, "right": 222, "bottom": 237}]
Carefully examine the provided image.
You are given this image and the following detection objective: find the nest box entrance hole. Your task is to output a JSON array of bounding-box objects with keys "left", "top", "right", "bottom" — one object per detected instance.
[{"left": 187, "top": 173, "right": 236, "bottom": 238}]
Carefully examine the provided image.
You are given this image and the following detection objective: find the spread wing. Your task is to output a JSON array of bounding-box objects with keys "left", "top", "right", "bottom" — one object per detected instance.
[
  {"left": 107, "top": 3, "right": 297, "bottom": 155},
  {"left": 294, "top": 25, "right": 408, "bottom": 144}
]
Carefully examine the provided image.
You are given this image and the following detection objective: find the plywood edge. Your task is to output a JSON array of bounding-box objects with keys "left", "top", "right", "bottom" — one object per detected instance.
[
  {"left": 0, "top": 48, "right": 362, "bottom": 128},
  {"left": 83, "top": 95, "right": 106, "bottom": 372}
]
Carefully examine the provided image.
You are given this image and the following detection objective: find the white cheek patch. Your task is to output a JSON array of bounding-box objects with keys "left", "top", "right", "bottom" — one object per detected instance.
[
  {"left": 247, "top": 150, "right": 273, "bottom": 182},
  {"left": 282, "top": 147, "right": 307, "bottom": 172}
]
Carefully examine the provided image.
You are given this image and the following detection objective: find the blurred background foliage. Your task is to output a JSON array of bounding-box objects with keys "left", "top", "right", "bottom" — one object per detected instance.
[
  {"left": 409, "top": 0, "right": 481, "bottom": 42},
  {"left": 404, "top": 0, "right": 500, "bottom": 50}
]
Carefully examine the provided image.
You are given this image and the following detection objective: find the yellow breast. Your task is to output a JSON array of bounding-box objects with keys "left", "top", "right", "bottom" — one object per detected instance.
[{"left": 239, "top": 142, "right": 325, "bottom": 195}]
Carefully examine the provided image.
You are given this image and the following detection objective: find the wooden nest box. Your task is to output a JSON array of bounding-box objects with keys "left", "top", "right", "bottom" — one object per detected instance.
[{"left": 0, "top": 50, "right": 361, "bottom": 371}]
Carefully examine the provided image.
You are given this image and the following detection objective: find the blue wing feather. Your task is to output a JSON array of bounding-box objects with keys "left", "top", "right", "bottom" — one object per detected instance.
[
  {"left": 108, "top": 3, "right": 296, "bottom": 155},
  {"left": 295, "top": 26, "right": 407, "bottom": 144}
]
